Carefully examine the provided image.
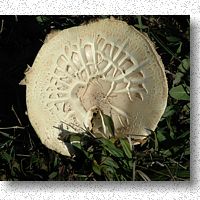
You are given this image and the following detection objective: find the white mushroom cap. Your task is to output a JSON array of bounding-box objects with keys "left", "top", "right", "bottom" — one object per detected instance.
[{"left": 22, "top": 19, "right": 168, "bottom": 156}]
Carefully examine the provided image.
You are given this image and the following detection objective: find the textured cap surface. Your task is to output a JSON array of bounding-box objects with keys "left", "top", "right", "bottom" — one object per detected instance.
[{"left": 23, "top": 19, "right": 168, "bottom": 156}]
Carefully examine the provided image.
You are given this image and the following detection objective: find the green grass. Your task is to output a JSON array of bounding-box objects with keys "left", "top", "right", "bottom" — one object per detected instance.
[{"left": 0, "top": 15, "right": 189, "bottom": 181}]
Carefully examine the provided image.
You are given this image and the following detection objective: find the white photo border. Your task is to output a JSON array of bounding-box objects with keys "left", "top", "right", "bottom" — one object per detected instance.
[{"left": 0, "top": 0, "right": 198, "bottom": 199}]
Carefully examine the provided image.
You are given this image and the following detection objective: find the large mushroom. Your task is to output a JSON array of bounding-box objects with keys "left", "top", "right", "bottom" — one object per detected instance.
[{"left": 21, "top": 19, "right": 168, "bottom": 156}]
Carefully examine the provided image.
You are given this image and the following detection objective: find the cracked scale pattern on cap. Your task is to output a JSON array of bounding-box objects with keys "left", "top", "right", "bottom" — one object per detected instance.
[{"left": 24, "top": 19, "right": 168, "bottom": 156}]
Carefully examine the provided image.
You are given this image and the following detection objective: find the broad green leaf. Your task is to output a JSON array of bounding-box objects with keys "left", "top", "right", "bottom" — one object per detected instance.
[
  {"left": 178, "top": 59, "right": 190, "bottom": 73},
  {"left": 70, "top": 135, "right": 81, "bottom": 143},
  {"left": 176, "top": 42, "right": 182, "bottom": 54},
  {"left": 163, "top": 105, "right": 176, "bottom": 118},
  {"left": 128, "top": 160, "right": 133, "bottom": 169},
  {"left": 169, "top": 85, "right": 189, "bottom": 100},
  {"left": 36, "top": 16, "right": 43, "bottom": 23},
  {"left": 36, "top": 16, "right": 51, "bottom": 24},
  {"left": 92, "top": 160, "right": 101, "bottom": 176},
  {"left": 119, "top": 138, "right": 132, "bottom": 159},
  {"left": 176, "top": 170, "right": 190, "bottom": 178},
  {"left": 101, "top": 157, "right": 119, "bottom": 169},
  {"left": 83, "top": 150, "right": 93, "bottom": 160},
  {"left": 101, "top": 165, "right": 115, "bottom": 180},
  {"left": 100, "top": 138, "right": 124, "bottom": 157},
  {"left": 166, "top": 36, "right": 180, "bottom": 43},
  {"left": 156, "top": 130, "right": 167, "bottom": 142},
  {"left": 48, "top": 171, "right": 58, "bottom": 179},
  {"left": 71, "top": 141, "right": 81, "bottom": 150},
  {"left": 100, "top": 112, "right": 115, "bottom": 137},
  {"left": 173, "top": 72, "right": 184, "bottom": 86}
]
